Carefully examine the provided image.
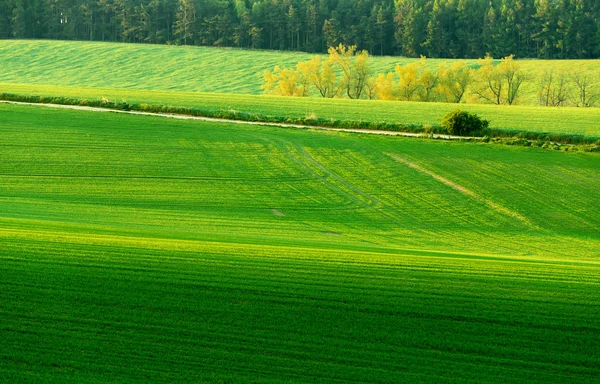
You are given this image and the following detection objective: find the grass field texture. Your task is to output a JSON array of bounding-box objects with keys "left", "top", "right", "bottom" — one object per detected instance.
[
  {"left": 1, "top": 40, "right": 599, "bottom": 102},
  {"left": 2, "top": 40, "right": 600, "bottom": 140},
  {"left": 1, "top": 104, "right": 599, "bottom": 382},
  {"left": 2, "top": 83, "right": 600, "bottom": 139}
]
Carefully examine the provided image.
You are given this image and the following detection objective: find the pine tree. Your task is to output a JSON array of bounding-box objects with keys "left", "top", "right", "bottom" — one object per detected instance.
[
  {"left": 533, "top": 0, "right": 559, "bottom": 59},
  {"left": 0, "top": 0, "right": 11, "bottom": 38},
  {"left": 424, "top": 0, "right": 446, "bottom": 58},
  {"left": 322, "top": 16, "right": 341, "bottom": 48},
  {"left": 496, "top": 0, "right": 518, "bottom": 56},
  {"left": 174, "top": 0, "right": 196, "bottom": 45},
  {"left": 287, "top": 4, "right": 300, "bottom": 50},
  {"left": 11, "top": 0, "right": 26, "bottom": 38},
  {"left": 455, "top": 0, "right": 485, "bottom": 58}
]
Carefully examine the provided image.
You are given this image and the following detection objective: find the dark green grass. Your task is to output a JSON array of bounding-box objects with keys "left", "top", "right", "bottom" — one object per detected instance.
[{"left": 0, "top": 104, "right": 599, "bottom": 382}]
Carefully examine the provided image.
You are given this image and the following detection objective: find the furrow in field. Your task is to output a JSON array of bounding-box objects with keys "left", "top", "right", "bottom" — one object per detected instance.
[{"left": 388, "top": 153, "right": 536, "bottom": 229}]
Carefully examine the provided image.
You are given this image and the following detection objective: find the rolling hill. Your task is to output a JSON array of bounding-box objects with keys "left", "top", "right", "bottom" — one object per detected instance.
[{"left": 1, "top": 103, "right": 599, "bottom": 382}]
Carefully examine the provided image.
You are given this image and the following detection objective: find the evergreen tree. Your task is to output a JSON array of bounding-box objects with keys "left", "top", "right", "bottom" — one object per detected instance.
[
  {"left": 174, "top": 0, "right": 196, "bottom": 45},
  {"left": 11, "top": 0, "right": 26, "bottom": 38},
  {"left": 0, "top": 0, "right": 12, "bottom": 38},
  {"left": 0, "top": 0, "right": 598, "bottom": 59},
  {"left": 455, "top": 0, "right": 485, "bottom": 58},
  {"left": 533, "top": 0, "right": 559, "bottom": 58}
]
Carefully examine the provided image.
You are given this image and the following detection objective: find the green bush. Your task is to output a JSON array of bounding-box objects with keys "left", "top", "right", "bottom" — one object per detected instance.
[{"left": 441, "top": 109, "right": 489, "bottom": 136}]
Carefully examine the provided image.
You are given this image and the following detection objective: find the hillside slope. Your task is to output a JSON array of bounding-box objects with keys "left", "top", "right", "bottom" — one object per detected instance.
[
  {"left": 1, "top": 104, "right": 599, "bottom": 382},
  {"left": 1, "top": 40, "right": 598, "bottom": 102}
]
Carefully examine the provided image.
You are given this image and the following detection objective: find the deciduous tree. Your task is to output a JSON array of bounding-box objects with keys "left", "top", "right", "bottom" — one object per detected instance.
[
  {"left": 328, "top": 43, "right": 371, "bottom": 99},
  {"left": 373, "top": 72, "right": 396, "bottom": 100},
  {"left": 263, "top": 66, "right": 305, "bottom": 96},
  {"left": 569, "top": 69, "right": 599, "bottom": 107},
  {"left": 473, "top": 54, "right": 526, "bottom": 105},
  {"left": 395, "top": 61, "right": 421, "bottom": 101},
  {"left": 438, "top": 61, "right": 472, "bottom": 103},
  {"left": 537, "top": 69, "right": 569, "bottom": 107}
]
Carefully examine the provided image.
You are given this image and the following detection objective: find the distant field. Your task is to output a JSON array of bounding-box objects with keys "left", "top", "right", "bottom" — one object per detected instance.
[
  {"left": 2, "top": 83, "right": 600, "bottom": 138},
  {"left": 1, "top": 104, "right": 599, "bottom": 382},
  {"left": 0, "top": 40, "right": 599, "bottom": 104}
]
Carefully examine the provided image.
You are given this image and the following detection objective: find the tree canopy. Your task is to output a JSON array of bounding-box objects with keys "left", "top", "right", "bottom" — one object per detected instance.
[{"left": 0, "top": 0, "right": 598, "bottom": 59}]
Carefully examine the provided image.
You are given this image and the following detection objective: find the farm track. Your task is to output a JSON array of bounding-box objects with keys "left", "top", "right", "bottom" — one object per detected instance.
[
  {"left": 388, "top": 153, "right": 536, "bottom": 228},
  {"left": 0, "top": 100, "right": 472, "bottom": 140}
]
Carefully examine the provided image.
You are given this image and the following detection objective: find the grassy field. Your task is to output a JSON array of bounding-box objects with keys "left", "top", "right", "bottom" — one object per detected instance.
[
  {"left": 0, "top": 40, "right": 599, "bottom": 104},
  {"left": 2, "top": 40, "right": 599, "bottom": 140},
  {"left": 2, "top": 83, "right": 600, "bottom": 139},
  {"left": 1, "top": 103, "right": 599, "bottom": 382}
]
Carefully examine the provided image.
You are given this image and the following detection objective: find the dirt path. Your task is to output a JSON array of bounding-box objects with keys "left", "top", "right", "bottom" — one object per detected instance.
[
  {"left": 0, "top": 100, "right": 475, "bottom": 140},
  {"left": 388, "top": 153, "right": 536, "bottom": 228}
]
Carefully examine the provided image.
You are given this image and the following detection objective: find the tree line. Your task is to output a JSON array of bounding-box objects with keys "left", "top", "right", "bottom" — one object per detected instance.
[
  {"left": 263, "top": 44, "right": 599, "bottom": 107},
  {"left": 0, "top": 0, "right": 599, "bottom": 59}
]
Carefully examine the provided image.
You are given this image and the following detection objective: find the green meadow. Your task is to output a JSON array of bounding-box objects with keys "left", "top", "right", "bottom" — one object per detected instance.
[
  {"left": 1, "top": 39, "right": 599, "bottom": 102},
  {"left": 2, "top": 83, "right": 600, "bottom": 139},
  {"left": 1, "top": 40, "right": 600, "bottom": 140},
  {"left": 1, "top": 104, "right": 599, "bottom": 382}
]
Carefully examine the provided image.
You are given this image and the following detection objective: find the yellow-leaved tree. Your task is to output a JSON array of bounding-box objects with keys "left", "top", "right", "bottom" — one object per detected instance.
[
  {"left": 437, "top": 61, "right": 473, "bottom": 103},
  {"left": 328, "top": 44, "right": 371, "bottom": 99},
  {"left": 395, "top": 61, "right": 422, "bottom": 101},
  {"left": 262, "top": 65, "right": 307, "bottom": 97},
  {"left": 473, "top": 55, "right": 526, "bottom": 105},
  {"left": 305, "top": 56, "right": 339, "bottom": 98},
  {"left": 373, "top": 72, "right": 397, "bottom": 100},
  {"left": 263, "top": 44, "right": 372, "bottom": 99},
  {"left": 472, "top": 55, "right": 503, "bottom": 104},
  {"left": 498, "top": 55, "right": 526, "bottom": 105},
  {"left": 418, "top": 57, "right": 439, "bottom": 102}
]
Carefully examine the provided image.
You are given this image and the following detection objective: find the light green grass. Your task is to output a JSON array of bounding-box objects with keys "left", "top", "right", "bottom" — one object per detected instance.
[
  {"left": 0, "top": 40, "right": 599, "bottom": 104},
  {"left": 2, "top": 40, "right": 599, "bottom": 139},
  {"left": 0, "top": 104, "right": 599, "bottom": 382},
  {"left": 3, "top": 83, "right": 600, "bottom": 138}
]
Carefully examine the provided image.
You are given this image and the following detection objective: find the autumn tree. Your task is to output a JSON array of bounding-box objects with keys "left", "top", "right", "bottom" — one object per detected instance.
[
  {"left": 373, "top": 72, "right": 397, "bottom": 100},
  {"left": 415, "top": 56, "right": 439, "bottom": 102},
  {"left": 418, "top": 66, "right": 439, "bottom": 101},
  {"left": 472, "top": 55, "right": 503, "bottom": 104},
  {"left": 499, "top": 55, "right": 526, "bottom": 105}
]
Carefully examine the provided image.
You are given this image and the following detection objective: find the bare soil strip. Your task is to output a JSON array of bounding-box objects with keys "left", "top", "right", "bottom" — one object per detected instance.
[
  {"left": 388, "top": 153, "right": 535, "bottom": 228},
  {"left": 0, "top": 100, "right": 473, "bottom": 140}
]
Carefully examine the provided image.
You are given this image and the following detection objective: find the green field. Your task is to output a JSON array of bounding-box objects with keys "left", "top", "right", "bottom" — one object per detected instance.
[
  {"left": 3, "top": 83, "right": 600, "bottom": 139},
  {"left": 1, "top": 103, "right": 599, "bottom": 382},
  {"left": 2, "top": 40, "right": 600, "bottom": 141},
  {"left": 1, "top": 39, "right": 599, "bottom": 103}
]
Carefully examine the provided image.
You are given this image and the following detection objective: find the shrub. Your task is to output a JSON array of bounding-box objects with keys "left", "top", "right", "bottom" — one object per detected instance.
[{"left": 441, "top": 109, "right": 489, "bottom": 136}]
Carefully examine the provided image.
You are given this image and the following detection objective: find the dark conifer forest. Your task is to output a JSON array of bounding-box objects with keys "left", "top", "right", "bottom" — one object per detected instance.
[{"left": 0, "top": 0, "right": 598, "bottom": 59}]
